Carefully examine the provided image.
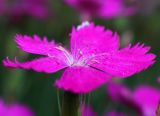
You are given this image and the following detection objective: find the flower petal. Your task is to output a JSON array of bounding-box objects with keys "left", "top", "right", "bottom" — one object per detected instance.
[
  {"left": 82, "top": 105, "right": 98, "bottom": 116},
  {"left": 99, "top": 0, "right": 136, "bottom": 19},
  {"left": 107, "top": 83, "right": 142, "bottom": 113},
  {"left": 8, "top": 104, "right": 34, "bottom": 116},
  {"left": 133, "top": 86, "right": 160, "bottom": 116},
  {"left": 70, "top": 22, "right": 120, "bottom": 58},
  {"left": 3, "top": 57, "right": 67, "bottom": 73},
  {"left": 55, "top": 66, "right": 111, "bottom": 93},
  {"left": 0, "top": 100, "right": 6, "bottom": 115},
  {"left": 16, "top": 34, "right": 62, "bottom": 55},
  {"left": 92, "top": 43, "right": 156, "bottom": 77},
  {"left": 15, "top": 34, "right": 71, "bottom": 64},
  {"left": 107, "top": 82, "right": 131, "bottom": 101},
  {"left": 106, "top": 111, "right": 128, "bottom": 116}
]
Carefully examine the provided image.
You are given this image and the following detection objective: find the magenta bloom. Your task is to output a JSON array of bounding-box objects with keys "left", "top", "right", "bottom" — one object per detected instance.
[
  {"left": 82, "top": 104, "right": 127, "bottom": 116},
  {"left": 82, "top": 105, "right": 98, "bottom": 116},
  {"left": 0, "top": 0, "right": 49, "bottom": 19},
  {"left": 65, "top": 0, "right": 136, "bottom": 19},
  {"left": 133, "top": 86, "right": 160, "bottom": 116},
  {"left": 10, "top": 0, "right": 49, "bottom": 19},
  {"left": 107, "top": 83, "right": 160, "bottom": 116},
  {"left": 0, "top": 100, "right": 34, "bottom": 116},
  {"left": 106, "top": 111, "right": 127, "bottom": 116},
  {"left": 3, "top": 22, "right": 155, "bottom": 93},
  {"left": 0, "top": 0, "right": 7, "bottom": 15},
  {"left": 157, "top": 77, "right": 160, "bottom": 83}
]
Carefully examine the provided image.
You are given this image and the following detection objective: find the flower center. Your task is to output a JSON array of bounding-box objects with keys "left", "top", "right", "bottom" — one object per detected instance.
[
  {"left": 54, "top": 46, "right": 87, "bottom": 67},
  {"left": 71, "top": 50, "right": 108, "bottom": 67},
  {"left": 48, "top": 46, "right": 108, "bottom": 67}
]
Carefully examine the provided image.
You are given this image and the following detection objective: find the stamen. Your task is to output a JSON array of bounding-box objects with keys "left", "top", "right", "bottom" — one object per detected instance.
[
  {"left": 79, "top": 50, "right": 83, "bottom": 55},
  {"left": 55, "top": 46, "right": 73, "bottom": 65},
  {"left": 83, "top": 53, "right": 108, "bottom": 65},
  {"left": 48, "top": 53, "right": 55, "bottom": 58},
  {"left": 76, "top": 49, "right": 83, "bottom": 60}
]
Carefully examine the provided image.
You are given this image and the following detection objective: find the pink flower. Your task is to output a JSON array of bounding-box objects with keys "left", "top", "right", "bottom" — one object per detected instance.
[
  {"left": 157, "top": 77, "right": 160, "bottom": 83},
  {"left": 9, "top": 0, "right": 49, "bottom": 19},
  {"left": 0, "top": 0, "right": 7, "bottom": 15},
  {"left": 0, "top": 0, "right": 49, "bottom": 19},
  {"left": 107, "top": 82, "right": 134, "bottom": 104},
  {"left": 65, "top": 0, "right": 137, "bottom": 19},
  {"left": 81, "top": 104, "right": 127, "bottom": 116},
  {"left": 107, "top": 83, "right": 160, "bottom": 116},
  {"left": 3, "top": 22, "right": 155, "bottom": 93},
  {"left": 106, "top": 111, "right": 128, "bottom": 116},
  {"left": 82, "top": 105, "right": 98, "bottom": 116},
  {"left": 133, "top": 86, "right": 160, "bottom": 116},
  {"left": 0, "top": 99, "right": 34, "bottom": 116}
]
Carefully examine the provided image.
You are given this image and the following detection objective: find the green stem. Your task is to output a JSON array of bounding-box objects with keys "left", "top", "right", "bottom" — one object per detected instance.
[
  {"left": 61, "top": 91, "right": 80, "bottom": 116},
  {"left": 57, "top": 89, "right": 61, "bottom": 116}
]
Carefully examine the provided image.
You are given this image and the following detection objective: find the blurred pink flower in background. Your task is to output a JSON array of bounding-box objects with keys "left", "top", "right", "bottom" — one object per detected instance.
[
  {"left": 82, "top": 104, "right": 128, "bottom": 116},
  {"left": 10, "top": 0, "right": 49, "bottom": 19},
  {"left": 0, "top": 0, "right": 50, "bottom": 19},
  {"left": 0, "top": 99, "right": 34, "bottom": 116},
  {"left": 133, "top": 86, "right": 160, "bottom": 116},
  {"left": 157, "top": 77, "right": 160, "bottom": 83},
  {"left": 65, "top": 0, "right": 137, "bottom": 19},
  {"left": 0, "top": 0, "right": 7, "bottom": 15},
  {"left": 107, "top": 83, "right": 160, "bottom": 116},
  {"left": 3, "top": 21, "right": 155, "bottom": 93},
  {"left": 106, "top": 111, "right": 127, "bottom": 116},
  {"left": 107, "top": 83, "right": 132, "bottom": 102},
  {"left": 82, "top": 105, "right": 98, "bottom": 116}
]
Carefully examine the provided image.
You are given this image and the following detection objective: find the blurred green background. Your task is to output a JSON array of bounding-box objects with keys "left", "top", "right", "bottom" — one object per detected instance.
[{"left": 0, "top": 0, "right": 160, "bottom": 116}]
